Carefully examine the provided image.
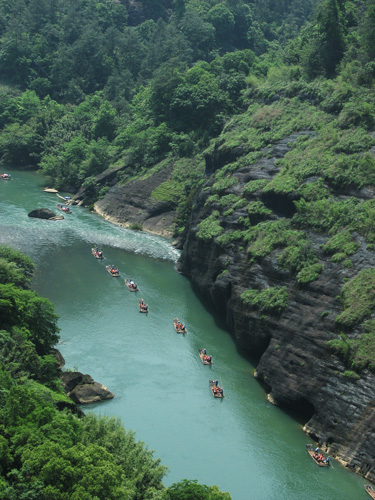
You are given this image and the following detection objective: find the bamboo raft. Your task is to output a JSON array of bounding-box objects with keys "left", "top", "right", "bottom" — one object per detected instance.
[
  {"left": 305, "top": 444, "right": 330, "bottom": 467},
  {"left": 199, "top": 349, "right": 213, "bottom": 364},
  {"left": 365, "top": 485, "right": 375, "bottom": 499},
  {"left": 91, "top": 248, "right": 104, "bottom": 259},
  {"left": 125, "top": 278, "right": 138, "bottom": 291},
  {"left": 173, "top": 318, "right": 187, "bottom": 334},
  {"left": 209, "top": 379, "right": 224, "bottom": 398},
  {"left": 139, "top": 300, "right": 149, "bottom": 313},
  {"left": 56, "top": 204, "right": 71, "bottom": 214},
  {"left": 106, "top": 265, "right": 120, "bottom": 277}
]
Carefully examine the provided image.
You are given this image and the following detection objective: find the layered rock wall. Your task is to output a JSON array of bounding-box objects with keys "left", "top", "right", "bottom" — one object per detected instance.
[{"left": 177, "top": 136, "right": 375, "bottom": 481}]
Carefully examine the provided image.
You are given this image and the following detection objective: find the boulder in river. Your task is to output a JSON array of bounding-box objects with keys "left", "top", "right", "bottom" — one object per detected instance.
[
  {"left": 69, "top": 382, "right": 114, "bottom": 404},
  {"left": 60, "top": 371, "right": 114, "bottom": 404},
  {"left": 28, "top": 208, "right": 63, "bottom": 220}
]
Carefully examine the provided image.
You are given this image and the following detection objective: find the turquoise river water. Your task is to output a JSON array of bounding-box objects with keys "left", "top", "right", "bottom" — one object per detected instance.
[{"left": 0, "top": 169, "right": 370, "bottom": 500}]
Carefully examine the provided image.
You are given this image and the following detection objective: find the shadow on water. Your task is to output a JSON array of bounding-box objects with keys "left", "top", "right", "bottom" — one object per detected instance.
[
  {"left": 187, "top": 278, "right": 266, "bottom": 363},
  {"left": 186, "top": 277, "right": 316, "bottom": 428}
]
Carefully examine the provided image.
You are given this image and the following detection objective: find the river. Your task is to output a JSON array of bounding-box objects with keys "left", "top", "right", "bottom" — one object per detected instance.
[{"left": 0, "top": 169, "right": 370, "bottom": 500}]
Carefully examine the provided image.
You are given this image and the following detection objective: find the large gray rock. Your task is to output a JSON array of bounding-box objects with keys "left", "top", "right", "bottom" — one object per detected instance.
[
  {"left": 28, "top": 208, "right": 61, "bottom": 220},
  {"left": 60, "top": 371, "right": 114, "bottom": 404},
  {"left": 60, "top": 371, "right": 89, "bottom": 393},
  {"left": 69, "top": 382, "right": 114, "bottom": 404}
]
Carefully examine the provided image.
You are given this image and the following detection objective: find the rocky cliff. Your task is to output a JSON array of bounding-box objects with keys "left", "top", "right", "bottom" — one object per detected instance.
[
  {"left": 84, "top": 90, "right": 375, "bottom": 482},
  {"left": 177, "top": 129, "right": 375, "bottom": 481},
  {"left": 80, "top": 163, "right": 177, "bottom": 237}
]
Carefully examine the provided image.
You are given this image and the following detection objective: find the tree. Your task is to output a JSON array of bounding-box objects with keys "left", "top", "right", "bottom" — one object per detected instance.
[
  {"left": 302, "top": 0, "right": 345, "bottom": 78},
  {"left": 179, "top": 10, "right": 215, "bottom": 60},
  {"left": 0, "top": 245, "right": 34, "bottom": 288},
  {"left": 93, "top": 101, "right": 118, "bottom": 140},
  {"left": 0, "top": 284, "right": 59, "bottom": 355},
  {"left": 206, "top": 3, "right": 235, "bottom": 42},
  {"left": 166, "top": 480, "right": 231, "bottom": 500},
  {"left": 361, "top": 0, "right": 375, "bottom": 60}
]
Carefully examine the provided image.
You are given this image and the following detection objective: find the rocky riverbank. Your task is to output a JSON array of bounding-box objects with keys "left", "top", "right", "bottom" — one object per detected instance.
[
  {"left": 54, "top": 349, "right": 114, "bottom": 405},
  {"left": 74, "top": 164, "right": 177, "bottom": 238}
]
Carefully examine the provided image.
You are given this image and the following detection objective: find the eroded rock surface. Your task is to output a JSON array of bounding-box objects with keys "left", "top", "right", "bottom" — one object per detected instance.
[
  {"left": 93, "top": 165, "right": 176, "bottom": 236},
  {"left": 177, "top": 133, "right": 375, "bottom": 482},
  {"left": 28, "top": 208, "right": 61, "bottom": 220},
  {"left": 60, "top": 371, "right": 114, "bottom": 404}
]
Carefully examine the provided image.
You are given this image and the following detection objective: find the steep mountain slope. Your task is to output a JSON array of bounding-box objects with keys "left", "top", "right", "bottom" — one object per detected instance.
[{"left": 176, "top": 88, "right": 375, "bottom": 480}]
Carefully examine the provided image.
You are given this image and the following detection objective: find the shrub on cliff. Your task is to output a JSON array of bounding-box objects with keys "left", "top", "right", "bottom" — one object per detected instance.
[
  {"left": 244, "top": 220, "right": 301, "bottom": 261},
  {"left": 328, "top": 320, "right": 375, "bottom": 373},
  {"left": 241, "top": 286, "right": 289, "bottom": 315},
  {"left": 197, "top": 212, "right": 224, "bottom": 241},
  {"left": 335, "top": 269, "right": 375, "bottom": 329},
  {"left": 296, "top": 263, "right": 324, "bottom": 284}
]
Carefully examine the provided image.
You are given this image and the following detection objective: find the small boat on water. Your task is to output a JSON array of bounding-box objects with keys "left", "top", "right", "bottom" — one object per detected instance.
[
  {"left": 209, "top": 379, "right": 224, "bottom": 398},
  {"left": 305, "top": 444, "right": 330, "bottom": 467},
  {"left": 125, "top": 278, "right": 138, "bottom": 291},
  {"left": 365, "top": 485, "right": 375, "bottom": 499},
  {"left": 43, "top": 187, "right": 58, "bottom": 192},
  {"left": 199, "top": 349, "right": 213, "bottom": 364},
  {"left": 1, "top": 173, "right": 11, "bottom": 180},
  {"left": 106, "top": 265, "right": 120, "bottom": 277},
  {"left": 173, "top": 318, "right": 187, "bottom": 334},
  {"left": 91, "top": 247, "right": 104, "bottom": 259},
  {"left": 56, "top": 204, "right": 71, "bottom": 214},
  {"left": 139, "top": 299, "right": 149, "bottom": 313}
]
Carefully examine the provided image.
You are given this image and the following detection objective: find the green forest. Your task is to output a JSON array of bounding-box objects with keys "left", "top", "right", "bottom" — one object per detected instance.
[{"left": 2, "top": 0, "right": 375, "bottom": 496}]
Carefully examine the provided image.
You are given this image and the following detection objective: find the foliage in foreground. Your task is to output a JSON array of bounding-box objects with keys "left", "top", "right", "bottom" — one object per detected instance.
[{"left": 0, "top": 245, "right": 231, "bottom": 499}]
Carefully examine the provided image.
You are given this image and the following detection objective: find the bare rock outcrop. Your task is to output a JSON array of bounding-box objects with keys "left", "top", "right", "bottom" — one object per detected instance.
[
  {"left": 93, "top": 164, "right": 176, "bottom": 237},
  {"left": 60, "top": 371, "right": 114, "bottom": 404}
]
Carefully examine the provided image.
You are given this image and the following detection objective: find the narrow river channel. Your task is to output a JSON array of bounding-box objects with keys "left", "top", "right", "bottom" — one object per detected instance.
[{"left": 0, "top": 169, "right": 370, "bottom": 500}]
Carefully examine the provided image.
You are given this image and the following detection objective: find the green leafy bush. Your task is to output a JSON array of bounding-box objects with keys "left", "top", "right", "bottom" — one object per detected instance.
[
  {"left": 242, "top": 179, "right": 269, "bottom": 196},
  {"left": 336, "top": 269, "right": 375, "bottom": 329},
  {"left": 212, "top": 176, "right": 239, "bottom": 194},
  {"left": 244, "top": 220, "right": 301, "bottom": 260},
  {"left": 152, "top": 180, "right": 183, "bottom": 204},
  {"left": 217, "top": 193, "right": 240, "bottom": 209},
  {"left": 246, "top": 201, "right": 273, "bottom": 219},
  {"left": 296, "top": 263, "right": 324, "bottom": 284},
  {"left": 331, "top": 252, "right": 347, "bottom": 263},
  {"left": 197, "top": 211, "right": 224, "bottom": 241},
  {"left": 324, "top": 231, "right": 359, "bottom": 257},
  {"left": 278, "top": 240, "right": 318, "bottom": 273},
  {"left": 241, "top": 286, "right": 288, "bottom": 314},
  {"left": 217, "top": 230, "right": 245, "bottom": 246},
  {"left": 342, "top": 370, "right": 360, "bottom": 380}
]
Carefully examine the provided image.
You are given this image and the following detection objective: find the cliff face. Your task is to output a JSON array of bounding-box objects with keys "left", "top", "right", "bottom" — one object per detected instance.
[
  {"left": 92, "top": 164, "right": 177, "bottom": 237},
  {"left": 177, "top": 133, "right": 375, "bottom": 481}
]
